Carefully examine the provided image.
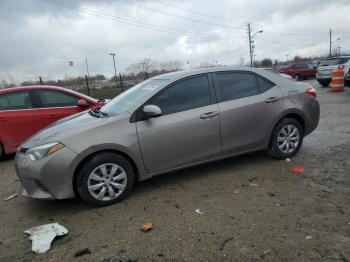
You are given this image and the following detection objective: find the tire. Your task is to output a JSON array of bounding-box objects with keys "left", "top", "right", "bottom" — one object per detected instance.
[
  {"left": 269, "top": 118, "right": 304, "bottom": 160},
  {"left": 318, "top": 80, "right": 330, "bottom": 87},
  {"left": 0, "top": 143, "right": 3, "bottom": 160},
  {"left": 295, "top": 74, "right": 301, "bottom": 81},
  {"left": 76, "top": 152, "right": 135, "bottom": 206}
]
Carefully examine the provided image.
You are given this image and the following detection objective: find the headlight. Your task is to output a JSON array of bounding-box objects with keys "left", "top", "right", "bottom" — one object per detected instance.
[{"left": 26, "top": 142, "right": 65, "bottom": 161}]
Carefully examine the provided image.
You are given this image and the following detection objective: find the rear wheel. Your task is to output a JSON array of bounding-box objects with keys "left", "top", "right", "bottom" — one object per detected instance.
[
  {"left": 0, "top": 143, "right": 3, "bottom": 160},
  {"left": 318, "top": 80, "right": 330, "bottom": 87},
  {"left": 76, "top": 152, "right": 135, "bottom": 206},
  {"left": 269, "top": 118, "right": 303, "bottom": 159},
  {"left": 295, "top": 74, "right": 301, "bottom": 81}
]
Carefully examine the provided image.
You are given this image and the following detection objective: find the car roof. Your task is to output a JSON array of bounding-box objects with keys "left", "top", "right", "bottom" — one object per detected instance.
[
  {"left": 0, "top": 85, "right": 97, "bottom": 102},
  {"left": 0, "top": 85, "right": 68, "bottom": 94},
  {"left": 151, "top": 66, "right": 272, "bottom": 82}
]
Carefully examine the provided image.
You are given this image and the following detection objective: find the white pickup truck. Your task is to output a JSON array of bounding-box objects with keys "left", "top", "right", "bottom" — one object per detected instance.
[{"left": 316, "top": 56, "right": 350, "bottom": 87}]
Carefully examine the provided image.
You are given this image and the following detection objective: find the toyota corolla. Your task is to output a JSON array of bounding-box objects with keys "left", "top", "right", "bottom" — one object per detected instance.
[{"left": 15, "top": 67, "right": 320, "bottom": 206}]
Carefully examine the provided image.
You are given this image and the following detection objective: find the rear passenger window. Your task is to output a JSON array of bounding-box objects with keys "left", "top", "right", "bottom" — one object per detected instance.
[
  {"left": 37, "top": 90, "right": 79, "bottom": 108},
  {"left": 215, "top": 72, "right": 259, "bottom": 102},
  {"left": 0, "top": 91, "right": 33, "bottom": 111},
  {"left": 257, "top": 76, "right": 275, "bottom": 93}
]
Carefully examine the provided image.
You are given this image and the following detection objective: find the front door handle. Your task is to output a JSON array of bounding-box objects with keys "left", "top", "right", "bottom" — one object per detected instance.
[
  {"left": 200, "top": 111, "right": 219, "bottom": 119},
  {"left": 265, "top": 97, "right": 279, "bottom": 103}
]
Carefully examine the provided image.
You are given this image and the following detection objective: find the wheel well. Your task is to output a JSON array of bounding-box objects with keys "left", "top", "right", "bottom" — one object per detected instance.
[
  {"left": 72, "top": 149, "right": 139, "bottom": 197},
  {"left": 269, "top": 113, "right": 305, "bottom": 145}
]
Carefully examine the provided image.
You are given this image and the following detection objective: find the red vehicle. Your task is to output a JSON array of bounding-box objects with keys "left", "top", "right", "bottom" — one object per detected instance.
[
  {"left": 278, "top": 62, "right": 317, "bottom": 81},
  {"left": 0, "top": 86, "right": 103, "bottom": 157}
]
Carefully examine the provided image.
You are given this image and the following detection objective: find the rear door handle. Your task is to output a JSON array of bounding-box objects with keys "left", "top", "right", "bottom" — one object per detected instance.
[
  {"left": 265, "top": 97, "right": 279, "bottom": 103},
  {"left": 200, "top": 111, "right": 219, "bottom": 119}
]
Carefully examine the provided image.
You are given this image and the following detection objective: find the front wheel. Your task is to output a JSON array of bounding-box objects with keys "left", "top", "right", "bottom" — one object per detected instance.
[
  {"left": 0, "top": 143, "right": 3, "bottom": 160},
  {"left": 269, "top": 118, "right": 304, "bottom": 159},
  {"left": 76, "top": 152, "right": 135, "bottom": 206},
  {"left": 295, "top": 74, "right": 301, "bottom": 81}
]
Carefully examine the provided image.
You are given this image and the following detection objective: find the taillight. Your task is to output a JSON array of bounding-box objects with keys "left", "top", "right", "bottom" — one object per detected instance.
[
  {"left": 338, "top": 64, "right": 345, "bottom": 71},
  {"left": 306, "top": 87, "right": 316, "bottom": 98}
]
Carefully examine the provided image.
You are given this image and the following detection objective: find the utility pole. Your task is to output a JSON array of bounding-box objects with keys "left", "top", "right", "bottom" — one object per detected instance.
[
  {"left": 286, "top": 54, "right": 289, "bottom": 62},
  {"left": 85, "top": 57, "right": 90, "bottom": 77},
  {"left": 39, "top": 76, "right": 43, "bottom": 85},
  {"left": 329, "top": 29, "right": 332, "bottom": 57},
  {"left": 247, "top": 23, "right": 253, "bottom": 67},
  {"left": 141, "top": 62, "right": 148, "bottom": 79},
  {"left": 119, "top": 73, "right": 124, "bottom": 92},
  {"left": 110, "top": 53, "right": 118, "bottom": 88},
  {"left": 85, "top": 75, "right": 91, "bottom": 96}
]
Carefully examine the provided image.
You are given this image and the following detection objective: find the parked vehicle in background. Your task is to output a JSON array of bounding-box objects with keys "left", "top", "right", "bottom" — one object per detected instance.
[
  {"left": 0, "top": 86, "right": 104, "bottom": 158},
  {"left": 278, "top": 62, "right": 317, "bottom": 81},
  {"left": 316, "top": 56, "right": 350, "bottom": 87},
  {"left": 262, "top": 68, "right": 295, "bottom": 81},
  {"left": 15, "top": 67, "right": 320, "bottom": 206}
]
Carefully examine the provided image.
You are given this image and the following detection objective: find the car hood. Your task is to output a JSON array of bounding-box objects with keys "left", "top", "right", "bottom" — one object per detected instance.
[
  {"left": 21, "top": 111, "right": 123, "bottom": 149},
  {"left": 318, "top": 65, "right": 338, "bottom": 71}
]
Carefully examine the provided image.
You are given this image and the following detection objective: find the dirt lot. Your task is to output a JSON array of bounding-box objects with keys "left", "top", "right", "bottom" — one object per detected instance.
[{"left": 0, "top": 81, "right": 349, "bottom": 262}]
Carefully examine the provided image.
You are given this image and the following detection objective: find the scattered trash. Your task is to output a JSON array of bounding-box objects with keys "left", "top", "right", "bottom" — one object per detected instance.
[
  {"left": 292, "top": 167, "right": 305, "bottom": 174},
  {"left": 195, "top": 209, "right": 204, "bottom": 215},
  {"left": 4, "top": 193, "right": 17, "bottom": 201},
  {"left": 255, "top": 249, "right": 271, "bottom": 260},
  {"left": 24, "top": 223, "right": 68, "bottom": 254},
  {"left": 305, "top": 235, "right": 312, "bottom": 240},
  {"left": 74, "top": 248, "right": 92, "bottom": 257},
  {"left": 219, "top": 237, "right": 234, "bottom": 251},
  {"left": 233, "top": 189, "right": 240, "bottom": 194},
  {"left": 248, "top": 176, "right": 258, "bottom": 183},
  {"left": 249, "top": 183, "right": 259, "bottom": 187},
  {"left": 286, "top": 158, "right": 291, "bottom": 162},
  {"left": 140, "top": 223, "right": 153, "bottom": 232},
  {"left": 267, "top": 192, "right": 276, "bottom": 197}
]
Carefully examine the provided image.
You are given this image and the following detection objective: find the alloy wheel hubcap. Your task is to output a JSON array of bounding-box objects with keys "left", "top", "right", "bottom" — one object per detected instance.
[
  {"left": 87, "top": 163, "right": 127, "bottom": 201},
  {"left": 277, "top": 124, "right": 300, "bottom": 154}
]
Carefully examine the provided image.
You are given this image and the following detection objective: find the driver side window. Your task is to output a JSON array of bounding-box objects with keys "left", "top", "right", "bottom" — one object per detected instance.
[{"left": 149, "top": 75, "right": 211, "bottom": 115}]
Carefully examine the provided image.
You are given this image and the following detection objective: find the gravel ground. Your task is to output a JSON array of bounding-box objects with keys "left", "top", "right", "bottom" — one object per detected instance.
[{"left": 0, "top": 81, "right": 349, "bottom": 262}]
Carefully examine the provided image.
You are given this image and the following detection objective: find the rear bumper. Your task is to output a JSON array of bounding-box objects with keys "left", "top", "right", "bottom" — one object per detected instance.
[
  {"left": 15, "top": 146, "right": 78, "bottom": 199},
  {"left": 304, "top": 99, "right": 320, "bottom": 136}
]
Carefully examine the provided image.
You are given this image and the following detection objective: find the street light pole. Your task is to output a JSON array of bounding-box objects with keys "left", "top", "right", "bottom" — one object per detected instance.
[
  {"left": 286, "top": 54, "right": 289, "bottom": 62},
  {"left": 247, "top": 23, "right": 263, "bottom": 67},
  {"left": 110, "top": 53, "right": 117, "bottom": 88}
]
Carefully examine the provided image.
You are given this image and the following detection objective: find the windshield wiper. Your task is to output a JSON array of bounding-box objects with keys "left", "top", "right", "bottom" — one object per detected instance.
[{"left": 89, "top": 108, "right": 108, "bottom": 118}]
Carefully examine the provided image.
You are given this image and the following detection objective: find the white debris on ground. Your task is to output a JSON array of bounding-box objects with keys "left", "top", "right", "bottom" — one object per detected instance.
[
  {"left": 195, "top": 209, "right": 204, "bottom": 215},
  {"left": 3, "top": 193, "right": 17, "bottom": 201},
  {"left": 24, "top": 223, "right": 68, "bottom": 254}
]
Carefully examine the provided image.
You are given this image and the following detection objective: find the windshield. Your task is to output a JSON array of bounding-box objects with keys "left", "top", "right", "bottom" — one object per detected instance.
[
  {"left": 320, "top": 57, "right": 350, "bottom": 66},
  {"left": 101, "top": 79, "right": 168, "bottom": 115}
]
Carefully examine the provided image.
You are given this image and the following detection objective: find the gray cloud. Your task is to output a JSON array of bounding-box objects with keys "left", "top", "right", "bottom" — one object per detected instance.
[{"left": 0, "top": 0, "right": 349, "bottom": 83}]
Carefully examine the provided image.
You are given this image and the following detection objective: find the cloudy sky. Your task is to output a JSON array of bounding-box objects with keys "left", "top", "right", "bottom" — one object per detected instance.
[{"left": 1, "top": 0, "right": 350, "bottom": 83}]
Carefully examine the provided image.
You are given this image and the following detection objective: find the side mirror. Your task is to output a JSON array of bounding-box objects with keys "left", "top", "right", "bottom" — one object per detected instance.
[
  {"left": 143, "top": 105, "right": 161, "bottom": 119},
  {"left": 77, "top": 99, "right": 89, "bottom": 108}
]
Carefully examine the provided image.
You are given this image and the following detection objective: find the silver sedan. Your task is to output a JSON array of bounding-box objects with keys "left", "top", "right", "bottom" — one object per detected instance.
[{"left": 15, "top": 67, "right": 320, "bottom": 206}]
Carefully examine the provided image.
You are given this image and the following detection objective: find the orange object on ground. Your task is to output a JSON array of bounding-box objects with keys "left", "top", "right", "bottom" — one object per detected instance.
[
  {"left": 292, "top": 167, "right": 305, "bottom": 174},
  {"left": 140, "top": 223, "right": 153, "bottom": 231},
  {"left": 331, "top": 70, "right": 345, "bottom": 92}
]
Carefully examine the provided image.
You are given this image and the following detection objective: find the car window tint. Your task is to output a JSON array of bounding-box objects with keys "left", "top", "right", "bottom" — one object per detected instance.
[
  {"left": 0, "top": 91, "right": 33, "bottom": 111},
  {"left": 215, "top": 72, "right": 259, "bottom": 102},
  {"left": 38, "top": 90, "right": 79, "bottom": 108},
  {"left": 150, "top": 75, "right": 211, "bottom": 115},
  {"left": 257, "top": 76, "right": 275, "bottom": 93}
]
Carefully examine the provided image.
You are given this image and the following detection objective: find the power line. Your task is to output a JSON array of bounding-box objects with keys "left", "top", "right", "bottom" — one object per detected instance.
[
  {"left": 113, "top": 0, "right": 244, "bottom": 30},
  {"left": 43, "top": 0, "right": 243, "bottom": 40},
  {"left": 153, "top": 0, "right": 243, "bottom": 23}
]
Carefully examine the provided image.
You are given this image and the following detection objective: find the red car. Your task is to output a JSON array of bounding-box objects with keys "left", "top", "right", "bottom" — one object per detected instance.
[
  {"left": 278, "top": 62, "right": 317, "bottom": 81},
  {"left": 0, "top": 85, "right": 102, "bottom": 157}
]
